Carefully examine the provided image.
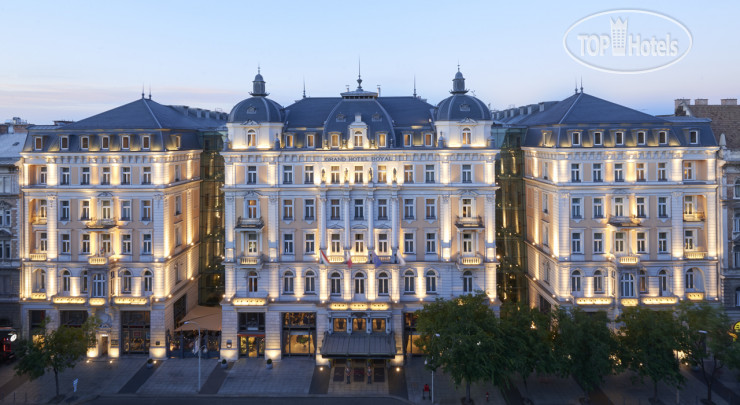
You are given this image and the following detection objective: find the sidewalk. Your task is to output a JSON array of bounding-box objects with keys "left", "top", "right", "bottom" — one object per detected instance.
[
  {"left": 404, "top": 357, "right": 507, "bottom": 404},
  {"left": 601, "top": 367, "right": 730, "bottom": 405},
  {"left": 218, "top": 357, "right": 315, "bottom": 395}
]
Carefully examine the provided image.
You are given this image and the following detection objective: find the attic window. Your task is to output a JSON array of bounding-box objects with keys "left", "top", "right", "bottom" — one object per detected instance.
[
  {"left": 173, "top": 135, "right": 181, "bottom": 149},
  {"left": 593, "top": 132, "right": 602, "bottom": 146},
  {"left": 459, "top": 104, "right": 470, "bottom": 112},
  {"left": 60, "top": 136, "right": 69, "bottom": 150},
  {"left": 615, "top": 131, "right": 624, "bottom": 146},
  {"left": 637, "top": 131, "right": 646, "bottom": 145},
  {"left": 372, "top": 114, "right": 382, "bottom": 122},
  {"left": 658, "top": 131, "right": 668, "bottom": 145},
  {"left": 336, "top": 114, "right": 346, "bottom": 122},
  {"left": 571, "top": 132, "right": 581, "bottom": 146},
  {"left": 34, "top": 137, "right": 43, "bottom": 151},
  {"left": 689, "top": 130, "right": 699, "bottom": 144},
  {"left": 80, "top": 136, "right": 89, "bottom": 150},
  {"left": 247, "top": 106, "right": 257, "bottom": 114}
]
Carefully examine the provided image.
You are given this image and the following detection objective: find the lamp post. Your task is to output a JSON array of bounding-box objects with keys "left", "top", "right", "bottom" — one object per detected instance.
[{"left": 184, "top": 321, "right": 203, "bottom": 392}]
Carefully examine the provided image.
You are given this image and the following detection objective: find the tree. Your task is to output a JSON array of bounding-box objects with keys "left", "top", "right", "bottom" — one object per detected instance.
[
  {"left": 499, "top": 302, "right": 556, "bottom": 398},
  {"left": 553, "top": 308, "right": 618, "bottom": 401},
  {"left": 677, "top": 301, "right": 740, "bottom": 404},
  {"left": 617, "top": 306, "right": 684, "bottom": 401},
  {"left": 415, "top": 293, "right": 509, "bottom": 404},
  {"left": 15, "top": 317, "right": 98, "bottom": 399}
]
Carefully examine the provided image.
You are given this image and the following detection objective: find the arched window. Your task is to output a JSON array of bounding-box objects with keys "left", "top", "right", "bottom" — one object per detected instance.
[
  {"left": 620, "top": 273, "right": 635, "bottom": 298},
  {"left": 283, "top": 271, "right": 294, "bottom": 294},
  {"left": 354, "top": 272, "right": 366, "bottom": 295},
  {"left": 377, "top": 272, "right": 389, "bottom": 295},
  {"left": 685, "top": 269, "right": 695, "bottom": 290},
  {"left": 404, "top": 270, "right": 415, "bottom": 293},
  {"left": 81, "top": 270, "right": 88, "bottom": 293},
  {"left": 571, "top": 270, "right": 581, "bottom": 293},
  {"left": 354, "top": 130, "right": 364, "bottom": 148},
  {"left": 33, "top": 269, "right": 45, "bottom": 292},
  {"left": 92, "top": 273, "right": 106, "bottom": 298},
  {"left": 425, "top": 270, "right": 437, "bottom": 293},
  {"left": 658, "top": 270, "right": 668, "bottom": 296},
  {"left": 61, "top": 270, "right": 71, "bottom": 293},
  {"left": 463, "top": 271, "right": 473, "bottom": 293},
  {"left": 247, "top": 129, "right": 256, "bottom": 147},
  {"left": 247, "top": 271, "right": 258, "bottom": 293},
  {"left": 143, "top": 270, "right": 153, "bottom": 293},
  {"left": 304, "top": 270, "right": 315, "bottom": 294},
  {"left": 121, "top": 270, "right": 132, "bottom": 293},
  {"left": 462, "top": 127, "right": 472, "bottom": 145},
  {"left": 330, "top": 272, "right": 342, "bottom": 295},
  {"left": 593, "top": 270, "right": 604, "bottom": 293},
  {"left": 639, "top": 270, "right": 647, "bottom": 293}
]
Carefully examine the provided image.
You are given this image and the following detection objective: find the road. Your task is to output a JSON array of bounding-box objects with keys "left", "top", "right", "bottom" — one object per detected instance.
[{"left": 85, "top": 395, "right": 411, "bottom": 405}]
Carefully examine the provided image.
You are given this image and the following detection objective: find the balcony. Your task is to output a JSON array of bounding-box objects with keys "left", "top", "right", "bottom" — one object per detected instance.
[
  {"left": 85, "top": 218, "right": 117, "bottom": 229},
  {"left": 607, "top": 216, "right": 640, "bottom": 228},
  {"left": 685, "top": 251, "right": 707, "bottom": 260},
  {"left": 618, "top": 256, "right": 640, "bottom": 265},
  {"left": 88, "top": 256, "right": 108, "bottom": 265},
  {"left": 455, "top": 215, "right": 484, "bottom": 229},
  {"left": 240, "top": 256, "right": 262, "bottom": 265},
  {"left": 683, "top": 212, "right": 705, "bottom": 222},
  {"left": 31, "top": 216, "right": 47, "bottom": 225},
  {"left": 351, "top": 255, "right": 369, "bottom": 264},
  {"left": 29, "top": 253, "right": 47, "bottom": 262},
  {"left": 328, "top": 255, "right": 345, "bottom": 264},
  {"left": 459, "top": 254, "right": 483, "bottom": 266},
  {"left": 236, "top": 217, "right": 264, "bottom": 229}
]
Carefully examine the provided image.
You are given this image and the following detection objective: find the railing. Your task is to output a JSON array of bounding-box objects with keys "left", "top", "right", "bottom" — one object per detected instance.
[
  {"left": 683, "top": 212, "right": 705, "bottom": 222},
  {"left": 85, "top": 218, "right": 117, "bottom": 229},
  {"left": 618, "top": 256, "right": 639, "bottom": 265},
  {"left": 88, "top": 256, "right": 108, "bottom": 265},
  {"left": 686, "top": 292, "right": 705, "bottom": 301},
  {"left": 685, "top": 251, "right": 707, "bottom": 260},
  {"left": 459, "top": 255, "right": 483, "bottom": 265},
  {"left": 351, "top": 255, "right": 369, "bottom": 264},
  {"left": 328, "top": 255, "right": 345, "bottom": 263},
  {"left": 31, "top": 216, "right": 47, "bottom": 225},
  {"left": 29, "top": 253, "right": 47, "bottom": 261},
  {"left": 378, "top": 255, "right": 392, "bottom": 263},
  {"left": 240, "top": 256, "right": 261, "bottom": 265},
  {"left": 455, "top": 216, "right": 484, "bottom": 228},
  {"left": 235, "top": 217, "right": 264, "bottom": 228}
]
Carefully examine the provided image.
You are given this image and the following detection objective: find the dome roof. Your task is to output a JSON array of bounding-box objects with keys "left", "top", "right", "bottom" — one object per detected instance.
[
  {"left": 436, "top": 94, "right": 491, "bottom": 121},
  {"left": 228, "top": 97, "right": 284, "bottom": 123}
]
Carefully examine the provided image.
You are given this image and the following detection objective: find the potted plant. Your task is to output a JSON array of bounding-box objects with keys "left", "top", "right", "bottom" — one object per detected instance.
[
  {"left": 220, "top": 359, "right": 227, "bottom": 369},
  {"left": 146, "top": 358, "right": 154, "bottom": 369},
  {"left": 266, "top": 358, "right": 273, "bottom": 369}
]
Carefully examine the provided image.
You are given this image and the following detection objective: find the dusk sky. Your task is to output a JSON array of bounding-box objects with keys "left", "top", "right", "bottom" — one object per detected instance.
[{"left": 2, "top": 1, "right": 738, "bottom": 124}]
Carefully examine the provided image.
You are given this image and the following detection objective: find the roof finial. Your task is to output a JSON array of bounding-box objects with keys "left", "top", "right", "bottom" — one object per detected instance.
[
  {"left": 413, "top": 75, "right": 417, "bottom": 98},
  {"left": 580, "top": 76, "right": 583, "bottom": 93},
  {"left": 148, "top": 84, "right": 152, "bottom": 100},
  {"left": 356, "top": 57, "right": 363, "bottom": 90},
  {"left": 141, "top": 83, "right": 145, "bottom": 99},
  {"left": 457, "top": 61, "right": 460, "bottom": 72},
  {"left": 258, "top": 63, "right": 260, "bottom": 74},
  {"left": 302, "top": 77, "right": 306, "bottom": 99},
  {"left": 575, "top": 79, "right": 578, "bottom": 94}
]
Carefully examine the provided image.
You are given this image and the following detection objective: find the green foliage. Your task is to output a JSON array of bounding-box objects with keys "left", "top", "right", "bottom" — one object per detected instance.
[
  {"left": 414, "top": 293, "right": 509, "bottom": 403},
  {"left": 617, "top": 307, "right": 684, "bottom": 398},
  {"left": 553, "top": 308, "right": 618, "bottom": 396},
  {"left": 14, "top": 317, "right": 99, "bottom": 397},
  {"left": 499, "top": 302, "right": 556, "bottom": 389}
]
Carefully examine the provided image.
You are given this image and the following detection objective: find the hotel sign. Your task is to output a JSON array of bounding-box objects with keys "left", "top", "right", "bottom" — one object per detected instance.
[
  {"left": 232, "top": 298, "right": 266, "bottom": 306},
  {"left": 323, "top": 156, "right": 393, "bottom": 162},
  {"left": 113, "top": 297, "right": 149, "bottom": 305}
]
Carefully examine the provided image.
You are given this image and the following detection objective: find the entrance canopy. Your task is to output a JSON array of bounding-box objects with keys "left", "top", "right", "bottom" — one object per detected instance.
[
  {"left": 175, "top": 305, "right": 221, "bottom": 332},
  {"left": 320, "top": 331, "right": 397, "bottom": 358}
]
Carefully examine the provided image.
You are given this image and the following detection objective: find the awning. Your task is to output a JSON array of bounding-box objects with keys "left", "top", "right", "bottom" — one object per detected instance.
[
  {"left": 320, "top": 331, "right": 397, "bottom": 358},
  {"left": 175, "top": 305, "right": 222, "bottom": 332}
]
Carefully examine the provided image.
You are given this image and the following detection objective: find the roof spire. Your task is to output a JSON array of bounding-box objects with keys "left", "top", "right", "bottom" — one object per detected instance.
[
  {"left": 451, "top": 68, "right": 467, "bottom": 95},
  {"left": 356, "top": 57, "right": 363, "bottom": 90},
  {"left": 457, "top": 61, "right": 460, "bottom": 72},
  {"left": 258, "top": 63, "right": 260, "bottom": 74},
  {"left": 250, "top": 68, "right": 268, "bottom": 97},
  {"left": 148, "top": 84, "right": 152, "bottom": 100},
  {"left": 580, "top": 76, "right": 584, "bottom": 93},
  {"left": 413, "top": 75, "right": 417, "bottom": 98},
  {"left": 302, "top": 77, "right": 306, "bottom": 99},
  {"left": 141, "top": 83, "right": 145, "bottom": 99},
  {"left": 575, "top": 79, "right": 578, "bottom": 94}
]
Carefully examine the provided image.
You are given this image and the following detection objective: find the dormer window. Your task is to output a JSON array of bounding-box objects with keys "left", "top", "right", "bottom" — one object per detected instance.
[
  {"left": 101, "top": 136, "right": 110, "bottom": 150},
  {"left": 404, "top": 133, "right": 412, "bottom": 147},
  {"left": 593, "top": 131, "right": 602, "bottom": 146},
  {"left": 305, "top": 133, "right": 315, "bottom": 148},
  {"left": 424, "top": 133, "right": 433, "bottom": 147},
  {"left": 121, "top": 135, "right": 130, "bottom": 150},
  {"left": 173, "top": 135, "right": 181, "bottom": 149},
  {"left": 330, "top": 133, "right": 340, "bottom": 148},
  {"left": 571, "top": 131, "right": 581, "bottom": 146},
  {"left": 658, "top": 131, "right": 668, "bottom": 145},
  {"left": 246, "top": 129, "right": 256, "bottom": 147},
  {"left": 283, "top": 133, "right": 294, "bottom": 148},
  {"left": 80, "top": 136, "right": 89, "bottom": 150},
  {"left": 60, "top": 136, "right": 69, "bottom": 150},
  {"left": 372, "top": 113, "right": 382, "bottom": 122},
  {"left": 378, "top": 133, "right": 387, "bottom": 148},
  {"left": 637, "top": 131, "right": 646, "bottom": 145},
  {"left": 689, "top": 130, "right": 699, "bottom": 144},
  {"left": 354, "top": 131, "right": 363, "bottom": 148},
  {"left": 34, "top": 136, "right": 43, "bottom": 151},
  {"left": 459, "top": 104, "right": 470, "bottom": 112},
  {"left": 336, "top": 113, "right": 346, "bottom": 122},
  {"left": 141, "top": 135, "right": 150, "bottom": 150},
  {"left": 246, "top": 106, "right": 257, "bottom": 114},
  {"left": 615, "top": 131, "right": 624, "bottom": 145},
  {"left": 462, "top": 127, "right": 472, "bottom": 145}
]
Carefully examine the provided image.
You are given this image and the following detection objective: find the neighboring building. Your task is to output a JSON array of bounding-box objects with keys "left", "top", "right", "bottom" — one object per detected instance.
[
  {"left": 675, "top": 98, "right": 740, "bottom": 329},
  {"left": 496, "top": 91, "right": 720, "bottom": 318},
  {"left": 19, "top": 97, "right": 226, "bottom": 358},
  {"left": 220, "top": 71, "right": 499, "bottom": 365},
  {"left": 0, "top": 125, "right": 25, "bottom": 333},
  {"left": 0, "top": 117, "right": 31, "bottom": 136}
]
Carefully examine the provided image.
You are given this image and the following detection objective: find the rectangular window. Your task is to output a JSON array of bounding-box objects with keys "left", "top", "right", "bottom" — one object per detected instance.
[
  {"left": 404, "top": 232, "right": 415, "bottom": 253},
  {"left": 592, "top": 163, "right": 602, "bottom": 182},
  {"left": 425, "top": 233, "right": 436, "bottom": 254},
  {"left": 141, "top": 200, "right": 152, "bottom": 221},
  {"left": 39, "top": 166, "right": 46, "bottom": 184},
  {"left": 142, "top": 233, "right": 152, "bottom": 254},
  {"left": 60, "top": 136, "right": 69, "bottom": 150},
  {"left": 593, "top": 198, "right": 603, "bottom": 218},
  {"left": 462, "top": 232, "right": 473, "bottom": 253},
  {"left": 571, "top": 232, "right": 582, "bottom": 253},
  {"left": 658, "top": 131, "right": 668, "bottom": 144},
  {"left": 330, "top": 199, "right": 340, "bottom": 220},
  {"left": 330, "top": 233, "right": 341, "bottom": 253},
  {"left": 60, "top": 167, "right": 70, "bottom": 185},
  {"left": 80, "top": 136, "right": 89, "bottom": 150},
  {"left": 614, "top": 232, "right": 625, "bottom": 253},
  {"left": 122, "top": 234, "right": 132, "bottom": 254},
  {"left": 80, "top": 200, "right": 90, "bottom": 220},
  {"left": 121, "top": 135, "right": 130, "bottom": 150},
  {"left": 174, "top": 195, "right": 182, "bottom": 215},
  {"left": 636, "top": 232, "right": 647, "bottom": 253},
  {"left": 636, "top": 163, "right": 646, "bottom": 181},
  {"left": 141, "top": 135, "right": 150, "bottom": 150},
  {"left": 101, "top": 136, "right": 109, "bottom": 150},
  {"left": 354, "top": 165, "right": 363, "bottom": 184},
  {"left": 121, "top": 200, "right": 131, "bottom": 221},
  {"left": 424, "top": 133, "right": 433, "bottom": 146},
  {"left": 304, "top": 199, "right": 315, "bottom": 220},
  {"left": 246, "top": 200, "right": 258, "bottom": 218},
  {"left": 614, "top": 163, "right": 624, "bottom": 182},
  {"left": 658, "top": 197, "right": 668, "bottom": 218},
  {"left": 60, "top": 200, "right": 70, "bottom": 221},
  {"left": 378, "top": 133, "right": 387, "bottom": 148},
  {"left": 571, "top": 131, "right": 581, "bottom": 146},
  {"left": 461, "top": 198, "right": 473, "bottom": 218},
  {"left": 283, "top": 200, "right": 293, "bottom": 220},
  {"left": 121, "top": 167, "right": 131, "bottom": 185},
  {"left": 142, "top": 167, "right": 151, "bottom": 184},
  {"left": 571, "top": 163, "right": 581, "bottom": 182},
  {"left": 425, "top": 198, "right": 436, "bottom": 219},
  {"left": 283, "top": 234, "right": 294, "bottom": 254},
  {"left": 305, "top": 233, "right": 315, "bottom": 254},
  {"left": 377, "top": 165, "right": 387, "bottom": 183},
  {"left": 637, "top": 131, "right": 646, "bottom": 145},
  {"left": 39, "top": 232, "right": 47, "bottom": 252},
  {"left": 377, "top": 199, "right": 388, "bottom": 220},
  {"left": 246, "top": 233, "right": 257, "bottom": 253},
  {"left": 354, "top": 199, "right": 364, "bottom": 219},
  {"left": 403, "top": 198, "right": 415, "bottom": 220},
  {"left": 81, "top": 234, "right": 90, "bottom": 254},
  {"left": 304, "top": 165, "right": 314, "bottom": 184},
  {"left": 404, "top": 133, "right": 412, "bottom": 146},
  {"left": 378, "top": 233, "right": 388, "bottom": 254},
  {"left": 658, "top": 232, "right": 668, "bottom": 253},
  {"left": 636, "top": 197, "right": 646, "bottom": 218},
  {"left": 462, "top": 164, "right": 472, "bottom": 183},
  {"left": 615, "top": 131, "right": 624, "bottom": 145},
  {"left": 355, "top": 132, "right": 365, "bottom": 147},
  {"left": 683, "top": 162, "right": 695, "bottom": 180},
  {"left": 658, "top": 163, "right": 667, "bottom": 181},
  {"left": 306, "top": 133, "right": 315, "bottom": 148},
  {"left": 593, "top": 131, "right": 602, "bottom": 146},
  {"left": 330, "top": 165, "right": 340, "bottom": 184},
  {"left": 101, "top": 167, "right": 111, "bottom": 185},
  {"left": 689, "top": 130, "right": 698, "bottom": 144},
  {"left": 683, "top": 196, "right": 695, "bottom": 215},
  {"left": 173, "top": 135, "right": 181, "bottom": 149},
  {"left": 684, "top": 230, "right": 695, "bottom": 250},
  {"left": 284, "top": 133, "right": 294, "bottom": 148},
  {"left": 283, "top": 165, "right": 293, "bottom": 184},
  {"left": 404, "top": 164, "right": 414, "bottom": 183},
  {"left": 571, "top": 197, "right": 582, "bottom": 219},
  {"left": 354, "top": 233, "right": 364, "bottom": 253},
  {"left": 425, "top": 165, "right": 435, "bottom": 183},
  {"left": 542, "top": 193, "right": 548, "bottom": 214},
  {"left": 101, "top": 200, "right": 112, "bottom": 219},
  {"left": 174, "top": 165, "right": 181, "bottom": 181},
  {"left": 81, "top": 167, "right": 90, "bottom": 185},
  {"left": 38, "top": 200, "right": 47, "bottom": 219},
  {"left": 61, "top": 234, "right": 70, "bottom": 254},
  {"left": 613, "top": 197, "right": 625, "bottom": 217},
  {"left": 247, "top": 166, "right": 257, "bottom": 184},
  {"left": 331, "top": 133, "right": 340, "bottom": 148},
  {"left": 542, "top": 162, "right": 549, "bottom": 180},
  {"left": 593, "top": 232, "right": 603, "bottom": 253}
]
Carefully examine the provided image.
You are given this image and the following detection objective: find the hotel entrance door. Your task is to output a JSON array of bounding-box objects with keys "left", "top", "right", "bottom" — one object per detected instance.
[{"left": 239, "top": 335, "right": 264, "bottom": 358}]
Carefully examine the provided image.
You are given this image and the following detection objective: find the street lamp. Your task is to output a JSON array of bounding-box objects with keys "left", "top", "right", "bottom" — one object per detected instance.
[{"left": 183, "top": 321, "right": 204, "bottom": 392}]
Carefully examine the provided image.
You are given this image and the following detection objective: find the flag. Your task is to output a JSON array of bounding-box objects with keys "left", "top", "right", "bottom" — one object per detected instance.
[
  {"left": 345, "top": 251, "right": 353, "bottom": 269},
  {"left": 371, "top": 252, "right": 382, "bottom": 268},
  {"left": 397, "top": 253, "right": 406, "bottom": 266},
  {"left": 320, "top": 249, "right": 330, "bottom": 265}
]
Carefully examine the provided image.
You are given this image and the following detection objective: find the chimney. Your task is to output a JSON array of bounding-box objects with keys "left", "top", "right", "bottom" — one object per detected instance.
[
  {"left": 721, "top": 99, "right": 738, "bottom": 106},
  {"left": 694, "top": 99, "right": 708, "bottom": 105},
  {"left": 674, "top": 98, "right": 690, "bottom": 109}
]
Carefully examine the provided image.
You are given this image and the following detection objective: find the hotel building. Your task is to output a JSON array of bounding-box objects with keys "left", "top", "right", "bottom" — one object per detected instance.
[
  {"left": 219, "top": 71, "right": 499, "bottom": 364},
  {"left": 496, "top": 91, "right": 720, "bottom": 318},
  {"left": 18, "top": 97, "right": 225, "bottom": 358}
]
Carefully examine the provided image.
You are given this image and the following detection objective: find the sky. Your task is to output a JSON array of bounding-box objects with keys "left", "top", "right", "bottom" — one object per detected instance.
[{"left": 1, "top": 0, "right": 739, "bottom": 124}]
